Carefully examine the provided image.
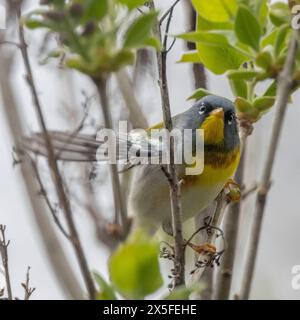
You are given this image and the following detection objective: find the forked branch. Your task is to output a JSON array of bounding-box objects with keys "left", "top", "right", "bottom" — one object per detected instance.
[{"left": 240, "top": 31, "right": 299, "bottom": 300}]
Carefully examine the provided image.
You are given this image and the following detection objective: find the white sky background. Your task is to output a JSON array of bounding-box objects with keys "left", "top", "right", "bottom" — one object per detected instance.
[{"left": 0, "top": 0, "right": 300, "bottom": 299}]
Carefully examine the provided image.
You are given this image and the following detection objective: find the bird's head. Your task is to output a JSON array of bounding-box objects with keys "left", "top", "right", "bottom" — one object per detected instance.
[{"left": 189, "top": 95, "right": 240, "bottom": 152}]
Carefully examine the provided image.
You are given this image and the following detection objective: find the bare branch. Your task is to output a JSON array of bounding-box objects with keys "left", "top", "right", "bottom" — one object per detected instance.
[
  {"left": 159, "top": 0, "right": 182, "bottom": 25},
  {"left": 15, "top": 3, "right": 96, "bottom": 299},
  {"left": 0, "top": 30, "right": 84, "bottom": 301},
  {"left": 183, "top": 0, "right": 207, "bottom": 89},
  {"left": 74, "top": 182, "right": 122, "bottom": 251},
  {"left": 93, "top": 77, "right": 130, "bottom": 234},
  {"left": 30, "top": 158, "right": 71, "bottom": 240},
  {"left": 183, "top": 0, "right": 210, "bottom": 298},
  {"left": 116, "top": 70, "right": 148, "bottom": 129},
  {"left": 242, "top": 183, "right": 258, "bottom": 200},
  {"left": 188, "top": 192, "right": 229, "bottom": 285},
  {"left": 213, "top": 112, "right": 253, "bottom": 299},
  {"left": 149, "top": 0, "right": 185, "bottom": 287},
  {"left": 0, "top": 226, "right": 13, "bottom": 300},
  {"left": 0, "top": 41, "right": 21, "bottom": 48},
  {"left": 240, "top": 32, "right": 299, "bottom": 300},
  {"left": 22, "top": 267, "right": 36, "bottom": 300},
  {"left": 214, "top": 145, "right": 246, "bottom": 300}
]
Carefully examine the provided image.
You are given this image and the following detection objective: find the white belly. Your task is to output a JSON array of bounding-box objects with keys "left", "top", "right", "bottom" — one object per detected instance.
[{"left": 128, "top": 165, "right": 225, "bottom": 233}]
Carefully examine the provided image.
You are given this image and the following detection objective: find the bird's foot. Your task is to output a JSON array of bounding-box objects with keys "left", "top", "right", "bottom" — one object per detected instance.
[
  {"left": 106, "top": 217, "right": 133, "bottom": 238},
  {"left": 106, "top": 223, "right": 123, "bottom": 237},
  {"left": 224, "top": 179, "right": 241, "bottom": 203},
  {"left": 187, "top": 242, "right": 217, "bottom": 255}
]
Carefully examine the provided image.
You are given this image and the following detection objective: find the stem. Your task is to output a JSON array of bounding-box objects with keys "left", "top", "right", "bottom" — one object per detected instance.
[
  {"left": 23, "top": 267, "right": 36, "bottom": 300},
  {"left": 213, "top": 136, "right": 247, "bottom": 300},
  {"left": 184, "top": 0, "right": 207, "bottom": 89},
  {"left": 159, "top": 0, "right": 182, "bottom": 25},
  {"left": 240, "top": 32, "right": 299, "bottom": 300},
  {"left": 116, "top": 70, "right": 148, "bottom": 129},
  {"left": 0, "top": 226, "right": 13, "bottom": 300},
  {"left": 188, "top": 192, "right": 229, "bottom": 285},
  {"left": 0, "top": 42, "right": 84, "bottom": 300},
  {"left": 150, "top": 0, "right": 185, "bottom": 287},
  {"left": 183, "top": 0, "right": 210, "bottom": 298},
  {"left": 94, "top": 76, "right": 129, "bottom": 234},
  {"left": 16, "top": 5, "right": 96, "bottom": 299},
  {"left": 213, "top": 59, "right": 254, "bottom": 299}
]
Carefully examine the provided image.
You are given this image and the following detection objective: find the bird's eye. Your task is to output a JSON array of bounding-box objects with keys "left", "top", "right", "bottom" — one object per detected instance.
[
  {"left": 199, "top": 104, "right": 207, "bottom": 115},
  {"left": 227, "top": 113, "right": 234, "bottom": 125}
]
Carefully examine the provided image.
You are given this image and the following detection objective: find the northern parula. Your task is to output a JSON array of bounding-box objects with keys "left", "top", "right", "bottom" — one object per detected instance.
[{"left": 24, "top": 95, "right": 240, "bottom": 234}]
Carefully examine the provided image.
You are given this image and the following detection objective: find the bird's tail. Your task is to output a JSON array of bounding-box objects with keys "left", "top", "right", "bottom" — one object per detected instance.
[
  {"left": 21, "top": 130, "right": 155, "bottom": 164},
  {"left": 22, "top": 131, "right": 110, "bottom": 162}
]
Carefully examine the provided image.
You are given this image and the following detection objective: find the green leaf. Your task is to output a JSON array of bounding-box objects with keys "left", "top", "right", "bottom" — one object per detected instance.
[
  {"left": 253, "top": 96, "right": 275, "bottom": 111},
  {"left": 93, "top": 272, "right": 117, "bottom": 300},
  {"left": 238, "top": 0, "right": 268, "bottom": 26},
  {"left": 109, "top": 230, "right": 163, "bottom": 299},
  {"left": 269, "top": 2, "right": 290, "bottom": 27},
  {"left": 261, "top": 28, "right": 278, "bottom": 48},
  {"left": 119, "top": 0, "right": 146, "bottom": 10},
  {"left": 84, "top": 0, "right": 108, "bottom": 21},
  {"left": 22, "top": 10, "right": 55, "bottom": 30},
  {"left": 188, "top": 88, "right": 213, "bottom": 100},
  {"left": 163, "top": 284, "right": 205, "bottom": 300},
  {"left": 178, "top": 51, "right": 202, "bottom": 63},
  {"left": 234, "top": 96, "right": 253, "bottom": 113},
  {"left": 234, "top": 5, "right": 261, "bottom": 51},
  {"left": 24, "top": 18, "right": 49, "bottom": 29},
  {"left": 143, "top": 37, "right": 162, "bottom": 50},
  {"left": 40, "top": 49, "right": 64, "bottom": 64},
  {"left": 178, "top": 31, "right": 250, "bottom": 74},
  {"left": 227, "top": 69, "right": 259, "bottom": 81},
  {"left": 229, "top": 78, "right": 247, "bottom": 98},
  {"left": 177, "top": 31, "right": 228, "bottom": 43},
  {"left": 197, "top": 14, "right": 233, "bottom": 31},
  {"left": 263, "top": 80, "right": 277, "bottom": 96},
  {"left": 192, "top": 0, "right": 238, "bottom": 22},
  {"left": 257, "top": 0, "right": 269, "bottom": 26},
  {"left": 274, "top": 24, "right": 290, "bottom": 57},
  {"left": 124, "top": 11, "right": 158, "bottom": 48},
  {"left": 255, "top": 50, "right": 273, "bottom": 69}
]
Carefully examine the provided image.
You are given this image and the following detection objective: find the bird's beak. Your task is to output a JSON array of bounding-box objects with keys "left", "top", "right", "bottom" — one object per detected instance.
[
  {"left": 201, "top": 107, "right": 225, "bottom": 145},
  {"left": 210, "top": 108, "right": 224, "bottom": 119}
]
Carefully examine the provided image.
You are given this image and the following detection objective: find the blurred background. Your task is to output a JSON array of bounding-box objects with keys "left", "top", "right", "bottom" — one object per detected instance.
[{"left": 0, "top": 0, "right": 300, "bottom": 299}]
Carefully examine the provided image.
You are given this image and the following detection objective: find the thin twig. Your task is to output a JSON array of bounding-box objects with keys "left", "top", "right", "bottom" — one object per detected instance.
[
  {"left": 162, "top": 5, "right": 175, "bottom": 50},
  {"left": 93, "top": 76, "right": 129, "bottom": 234},
  {"left": 214, "top": 140, "right": 247, "bottom": 300},
  {"left": 183, "top": 0, "right": 209, "bottom": 298},
  {"left": 30, "top": 158, "right": 71, "bottom": 240},
  {"left": 183, "top": 0, "right": 207, "bottom": 89},
  {"left": 0, "top": 35, "right": 84, "bottom": 299},
  {"left": 242, "top": 183, "right": 258, "bottom": 200},
  {"left": 15, "top": 3, "right": 96, "bottom": 299},
  {"left": 213, "top": 113, "right": 253, "bottom": 299},
  {"left": 22, "top": 267, "right": 36, "bottom": 300},
  {"left": 116, "top": 70, "right": 148, "bottom": 129},
  {"left": 0, "top": 41, "right": 21, "bottom": 48},
  {"left": 240, "top": 32, "right": 299, "bottom": 300},
  {"left": 73, "top": 181, "right": 122, "bottom": 250},
  {"left": 0, "top": 226, "right": 13, "bottom": 300},
  {"left": 159, "top": 0, "right": 181, "bottom": 25},
  {"left": 150, "top": 0, "right": 185, "bottom": 287},
  {"left": 188, "top": 192, "right": 229, "bottom": 285}
]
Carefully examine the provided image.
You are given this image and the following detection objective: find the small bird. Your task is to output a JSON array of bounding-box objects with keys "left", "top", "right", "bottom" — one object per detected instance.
[{"left": 23, "top": 95, "right": 240, "bottom": 235}]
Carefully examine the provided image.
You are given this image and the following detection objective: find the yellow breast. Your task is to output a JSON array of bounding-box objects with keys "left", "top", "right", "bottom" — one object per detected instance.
[{"left": 184, "top": 147, "right": 240, "bottom": 187}]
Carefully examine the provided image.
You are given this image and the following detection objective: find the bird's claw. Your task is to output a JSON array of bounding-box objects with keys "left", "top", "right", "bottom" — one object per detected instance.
[
  {"left": 224, "top": 179, "right": 241, "bottom": 203},
  {"left": 188, "top": 242, "right": 217, "bottom": 255},
  {"left": 106, "top": 223, "right": 123, "bottom": 237}
]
